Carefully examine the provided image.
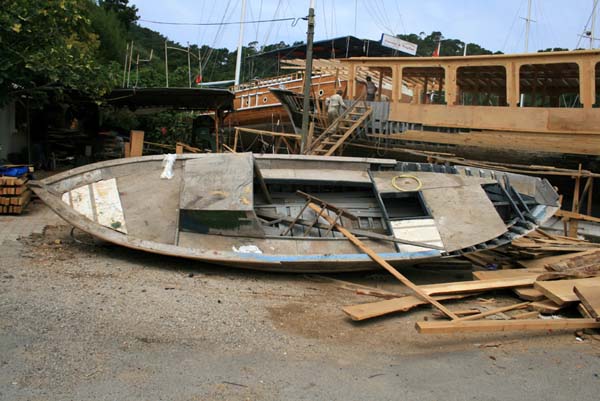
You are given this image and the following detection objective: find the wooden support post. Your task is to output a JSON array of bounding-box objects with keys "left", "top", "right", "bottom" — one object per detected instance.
[
  {"left": 307, "top": 121, "right": 314, "bottom": 151},
  {"left": 123, "top": 142, "right": 131, "bottom": 158},
  {"left": 445, "top": 65, "right": 457, "bottom": 106},
  {"left": 175, "top": 143, "right": 184, "bottom": 154},
  {"left": 507, "top": 62, "right": 519, "bottom": 107},
  {"left": 457, "top": 302, "right": 530, "bottom": 321},
  {"left": 588, "top": 178, "right": 594, "bottom": 216},
  {"left": 129, "top": 130, "right": 144, "bottom": 157},
  {"left": 233, "top": 128, "right": 239, "bottom": 152},
  {"left": 307, "top": 202, "right": 459, "bottom": 320},
  {"left": 570, "top": 167, "right": 582, "bottom": 237},
  {"left": 377, "top": 68, "right": 384, "bottom": 101},
  {"left": 348, "top": 65, "right": 356, "bottom": 99}
]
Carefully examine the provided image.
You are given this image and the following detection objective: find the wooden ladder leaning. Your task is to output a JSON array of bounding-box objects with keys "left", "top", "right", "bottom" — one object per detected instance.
[{"left": 307, "top": 100, "right": 372, "bottom": 156}]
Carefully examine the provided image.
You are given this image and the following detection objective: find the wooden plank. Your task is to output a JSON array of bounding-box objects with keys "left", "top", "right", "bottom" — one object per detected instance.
[
  {"left": 578, "top": 303, "right": 594, "bottom": 318},
  {"left": 573, "top": 285, "right": 600, "bottom": 320},
  {"left": 458, "top": 302, "right": 530, "bottom": 321},
  {"left": 343, "top": 294, "right": 470, "bottom": 321},
  {"left": 555, "top": 209, "right": 600, "bottom": 224},
  {"left": 534, "top": 277, "right": 600, "bottom": 305},
  {"left": 472, "top": 269, "right": 543, "bottom": 280},
  {"left": 342, "top": 276, "right": 539, "bottom": 321},
  {"left": 308, "top": 201, "right": 459, "bottom": 320},
  {"left": 517, "top": 250, "right": 597, "bottom": 270},
  {"left": 528, "top": 299, "right": 565, "bottom": 314},
  {"left": 180, "top": 153, "right": 253, "bottom": 211},
  {"left": 117, "top": 162, "right": 182, "bottom": 244},
  {"left": 421, "top": 185, "right": 508, "bottom": 252},
  {"left": 513, "top": 287, "right": 546, "bottom": 301},
  {"left": 420, "top": 276, "right": 538, "bottom": 296},
  {"left": 511, "top": 311, "right": 539, "bottom": 320},
  {"left": 471, "top": 270, "right": 547, "bottom": 300},
  {"left": 415, "top": 318, "right": 600, "bottom": 334},
  {"left": 129, "top": 131, "right": 144, "bottom": 157}
]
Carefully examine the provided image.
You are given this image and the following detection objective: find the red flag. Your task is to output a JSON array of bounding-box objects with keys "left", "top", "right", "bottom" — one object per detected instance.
[
  {"left": 432, "top": 41, "right": 441, "bottom": 57},
  {"left": 195, "top": 74, "right": 202, "bottom": 84}
]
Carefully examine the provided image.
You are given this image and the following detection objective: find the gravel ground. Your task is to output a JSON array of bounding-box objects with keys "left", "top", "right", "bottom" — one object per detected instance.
[{"left": 1, "top": 224, "right": 599, "bottom": 401}]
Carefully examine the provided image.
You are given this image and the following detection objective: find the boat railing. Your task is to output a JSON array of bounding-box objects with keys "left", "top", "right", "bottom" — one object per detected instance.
[{"left": 230, "top": 71, "right": 305, "bottom": 92}]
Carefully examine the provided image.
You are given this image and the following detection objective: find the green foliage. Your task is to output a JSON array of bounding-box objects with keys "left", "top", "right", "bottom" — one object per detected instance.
[
  {"left": 87, "top": 3, "right": 126, "bottom": 62},
  {"left": 138, "top": 111, "right": 195, "bottom": 144},
  {"left": 99, "top": 0, "right": 139, "bottom": 30},
  {"left": 538, "top": 47, "right": 569, "bottom": 53},
  {"left": 0, "top": 0, "right": 119, "bottom": 105},
  {"left": 396, "top": 31, "right": 495, "bottom": 57}
]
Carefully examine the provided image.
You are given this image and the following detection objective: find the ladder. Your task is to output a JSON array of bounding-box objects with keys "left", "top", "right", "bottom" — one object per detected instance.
[{"left": 306, "top": 100, "right": 372, "bottom": 156}]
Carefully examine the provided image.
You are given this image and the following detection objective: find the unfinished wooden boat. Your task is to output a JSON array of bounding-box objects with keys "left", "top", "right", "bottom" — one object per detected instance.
[
  {"left": 340, "top": 50, "right": 600, "bottom": 170},
  {"left": 226, "top": 71, "right": 345, "bottom": 131},
  {"left": 30, "top": 153, "right": 559, "bottom": 272}
]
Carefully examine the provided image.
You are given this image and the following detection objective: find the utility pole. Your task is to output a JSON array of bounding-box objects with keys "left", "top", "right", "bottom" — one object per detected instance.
[
  {"left": 524, "top": 0, "right": 532, "bottom": 52},
  {"left": 126, "top": 41, "right": 134, "bottom": 87},
  {"left": 300, "top": 0, "right": 315, "bottom": 154},
  {"left": 187, "top": 43, "right": 192, "bottom": 88},
  {"left": 234, "top": 0, "right": 247, "bottom": 86},
  {"left": 164, "top": 40, "right": 169, "bottom": 88},
  {"left": 122, "top": 42, "right": 129, "bottom": 88}
]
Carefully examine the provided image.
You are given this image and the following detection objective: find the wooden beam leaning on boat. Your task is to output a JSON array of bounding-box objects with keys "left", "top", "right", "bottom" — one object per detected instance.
[{"left": 295, "top": 191, "right": 459, "bottom": 320}]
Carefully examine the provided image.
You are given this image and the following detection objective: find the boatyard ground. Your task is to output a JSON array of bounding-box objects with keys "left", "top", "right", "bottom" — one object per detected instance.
[{"left": 1, "top": 202, "right": 599, "bottom": 401}]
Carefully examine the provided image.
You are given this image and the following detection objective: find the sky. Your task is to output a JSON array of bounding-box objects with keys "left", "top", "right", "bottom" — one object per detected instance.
[{"left": 129, "top": 0, "right": 598, "bottom": 53}]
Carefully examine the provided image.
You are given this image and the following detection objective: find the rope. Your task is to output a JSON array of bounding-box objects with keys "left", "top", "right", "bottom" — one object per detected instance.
[{"left": 391, "top": 174, "right": 423, "bottom": 192}]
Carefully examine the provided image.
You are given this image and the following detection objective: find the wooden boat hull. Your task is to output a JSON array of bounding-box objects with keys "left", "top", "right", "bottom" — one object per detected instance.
[{"left": 30, "top": 154, "right": 559, "bottom": 272}]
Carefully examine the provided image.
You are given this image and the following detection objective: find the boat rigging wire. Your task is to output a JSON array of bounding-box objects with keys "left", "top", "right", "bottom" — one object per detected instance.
[
  {"left": 139, "top": 17, "right": 301, "bottom": 26},
  {"left": 501, "top": 0, "right": 526, "bottom": 53},
  {"left": 576, "top": 0, "right": 600, "bottom": 48}
]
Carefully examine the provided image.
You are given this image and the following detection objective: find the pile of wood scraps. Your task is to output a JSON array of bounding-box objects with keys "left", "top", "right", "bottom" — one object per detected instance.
[
  {"left": 0, "top": 169, "right": 32, "bottom": 215},
  {"left": 336, "top": 229, "right": 600, "bottom": 335}
]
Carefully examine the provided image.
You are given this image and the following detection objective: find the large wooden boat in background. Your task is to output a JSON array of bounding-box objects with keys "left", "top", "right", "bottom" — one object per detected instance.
[
  {"left": 225, "top": 70, "right": 345, "bottom": 131},
  {"left": 341, "top": 50, "right": 600, "bottom": 170},
  {"left": 248, "top": 50, "right": 600, "bottom": 171},
  {"left": 31, "top": 153, "right": 559, "bottom": 272}
]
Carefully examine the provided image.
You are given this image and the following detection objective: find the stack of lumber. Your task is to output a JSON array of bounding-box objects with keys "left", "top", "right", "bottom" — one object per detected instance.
[
  {"left": 339, "top": 239, "right": 600, "bottom": 335},
  {"left": 463, "top": 229, "right": 599, "bottom": 271},
  {"left": 0, "top": 173, "right": 32, "bottom": 215}
]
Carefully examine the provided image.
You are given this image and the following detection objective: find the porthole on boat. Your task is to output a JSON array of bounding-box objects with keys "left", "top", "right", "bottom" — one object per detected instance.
[
  {"left": 318, "top": 89, "right": 324, "bottom": 96},
  {"left": 263, "top": 96, "right": 268, "bottom": 103}
]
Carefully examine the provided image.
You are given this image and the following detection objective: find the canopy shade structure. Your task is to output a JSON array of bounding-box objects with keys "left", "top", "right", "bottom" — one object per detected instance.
[
  {"left": 106, "top": 88, "right": 234, "bottom": 111},
  {"left": 250, "top": 35, "right": 407, "bottom": 60}
]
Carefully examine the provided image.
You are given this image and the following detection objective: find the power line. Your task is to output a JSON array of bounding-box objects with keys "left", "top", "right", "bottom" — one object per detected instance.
[{"left": 139, "top": 16, "right": 300, "bottom": 26}]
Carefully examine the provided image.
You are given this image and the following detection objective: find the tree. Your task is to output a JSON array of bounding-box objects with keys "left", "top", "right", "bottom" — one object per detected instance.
[
  {"left": 396, "top": 31, "right": 494, "bottom": 57},
  {"left": 99, "top": 0, "right": 139, "bottom": 30},
  {"left": 0, "top": 0, "right": 119, "bottom": 105}
]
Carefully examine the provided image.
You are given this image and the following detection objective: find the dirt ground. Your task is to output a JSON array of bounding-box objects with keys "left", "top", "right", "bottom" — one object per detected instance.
[{"left": 1, "top": 223, "right": 599, "bottom": 400}]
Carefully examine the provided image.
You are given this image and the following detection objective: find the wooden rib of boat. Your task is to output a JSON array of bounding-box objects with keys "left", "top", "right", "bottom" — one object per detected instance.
[{"left": 30, "top": 153, "right": 559, "bottom": 272}]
